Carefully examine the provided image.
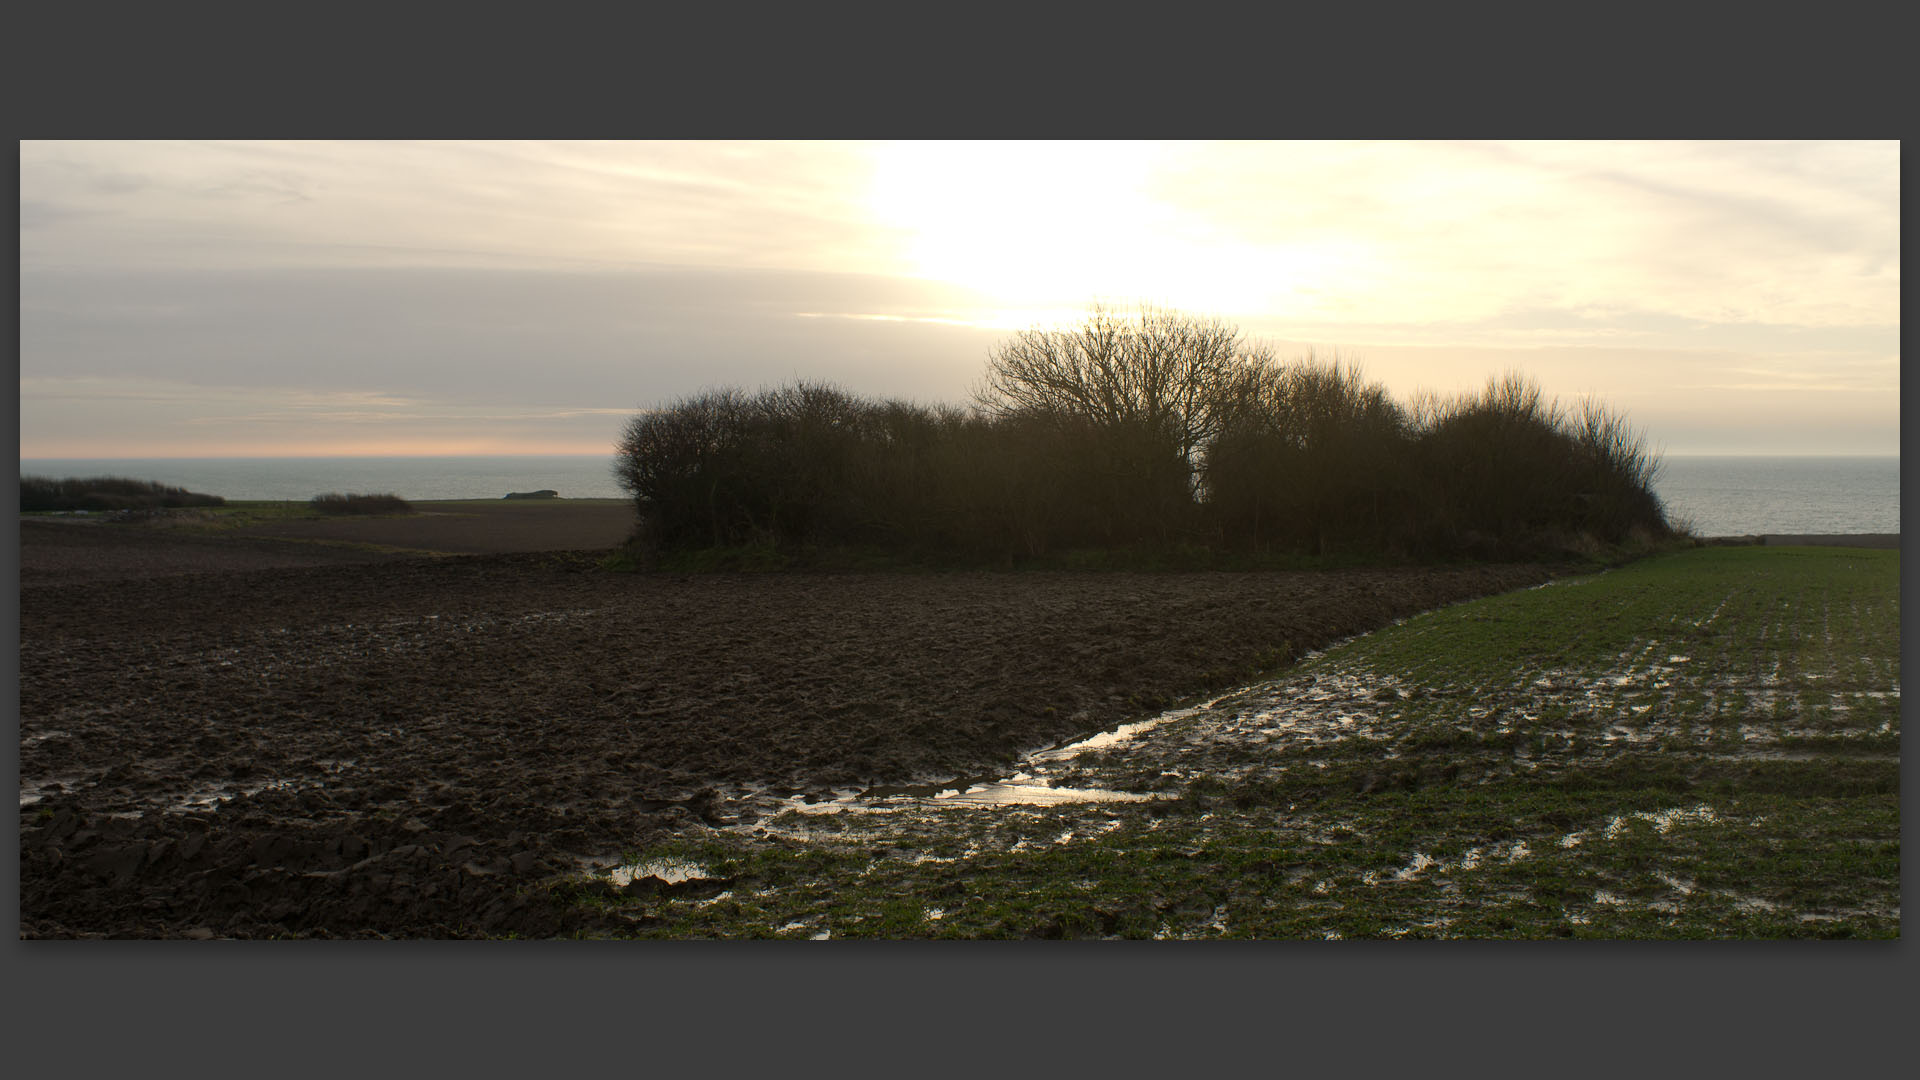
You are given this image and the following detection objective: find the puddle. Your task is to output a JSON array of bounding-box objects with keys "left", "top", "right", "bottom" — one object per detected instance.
[
  {"left": 753, "top": 692, "right": 1237, "bottom": 818},
  {"left": 915, "top": 783, "right": 1161, "bottom": 807},
  {"left": 764, "top": 787, "right": 875, "bottom": 816},
  {"left": 606, "top": 858, "right": 714, "bottom": 888},
  {"left": 1024, "top": 708, "right": 1212, "bottom": 763},
  {"left": 572, "top": 854, "right": 724, "bottom": 892},
  {"left": 1364, "top": 852, "right": 1440, "bottom": 885}
]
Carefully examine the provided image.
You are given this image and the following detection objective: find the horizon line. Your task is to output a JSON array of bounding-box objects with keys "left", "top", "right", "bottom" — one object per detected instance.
[{"left": 19, "top": 449, "right": 1902, "bottom": 462}]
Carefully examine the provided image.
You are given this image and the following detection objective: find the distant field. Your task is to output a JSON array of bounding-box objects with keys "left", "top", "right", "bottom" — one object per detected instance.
[{"left": 226, "top": 497, "right": 635, "bottom": 554}]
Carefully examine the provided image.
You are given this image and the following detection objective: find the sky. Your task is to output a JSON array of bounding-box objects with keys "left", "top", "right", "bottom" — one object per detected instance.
[{"left": 18, "top": 140, "right": 1900, "bottom": 459}]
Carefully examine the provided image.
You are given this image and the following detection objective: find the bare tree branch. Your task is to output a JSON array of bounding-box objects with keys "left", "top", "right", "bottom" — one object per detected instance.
[{"left": 974, "top": 304, "right": 1277, "bottom": 490}]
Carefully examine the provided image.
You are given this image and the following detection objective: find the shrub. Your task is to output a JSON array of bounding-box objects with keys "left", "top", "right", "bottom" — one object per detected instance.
[
  {"left": 612, "top": 383, "right": 870, "bottom": 551},
  {"left": 1205, "top": 355, "right": 1413, "bottom": 555},
  {"left": 1409, "top": 373, "right": 1671, "bottom": 557},
  {"left": 21, "top": 475, "right": 225, "bottom": 513},
  {"left": 611, "top": 384, "right": 1208, "bottom": 562},
  {"left": 310, "top": 492, "right": 413, "bottom": 516}
]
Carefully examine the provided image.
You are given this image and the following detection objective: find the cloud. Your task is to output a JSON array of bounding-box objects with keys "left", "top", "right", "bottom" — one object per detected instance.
[
  {"left": 1132, "top": 140, "right": 1898, "bottom": 330},
  {"left": 19, "top": 140, "right": 897, "bottom": 276},
  {"left": 18, "top": 375, "right": 645, "bottom": 458},
  {"left": 17, "top": 141, "right": 1898, "bottom": 457},
  {"left": 200, "top": 168, "right": 319, "bottom": 204},
  {"left": 19, "top": 262, "right": 1006, "bottom": 406}
]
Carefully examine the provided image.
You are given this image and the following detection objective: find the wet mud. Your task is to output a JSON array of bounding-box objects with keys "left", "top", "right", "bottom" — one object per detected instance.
[{"left": 18, "top": 517, "right": 1560, "bottom": 938}]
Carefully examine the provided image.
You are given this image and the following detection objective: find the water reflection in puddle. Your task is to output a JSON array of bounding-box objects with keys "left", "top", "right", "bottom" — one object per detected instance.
[
  {"left": 606, "top": 858, "right": 713, "bottom": 888},
  {"left": 794, "top": 692, "right": 1239, "bottom": 815},
  {"left": 916, "top": 783, "right": 1160, "bottom": 807}
]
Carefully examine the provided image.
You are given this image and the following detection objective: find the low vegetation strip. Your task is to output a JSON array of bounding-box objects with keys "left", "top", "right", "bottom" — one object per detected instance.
[
  {"left": 21, "top": 474, "right": 225, "bottom": 512},
  {"left": 584, "top": 546, "right": 1898, "bottom": 939}
]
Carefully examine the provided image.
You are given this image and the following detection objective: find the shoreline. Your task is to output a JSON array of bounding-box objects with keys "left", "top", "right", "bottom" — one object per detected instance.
[{"left": 1702, "top": 533, "right": 1899, "bottom": 549}]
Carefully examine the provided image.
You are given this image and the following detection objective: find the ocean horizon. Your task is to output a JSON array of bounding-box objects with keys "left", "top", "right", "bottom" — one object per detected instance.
[
  {"left": 19, "top": 455, "right": 631, "bottom": 503},
  {"left": 18, "top": 452, "right": 1902, "bottom": 538},
  {"left": 1654, "top": 455, "right": 1899, "bottom": 537}
]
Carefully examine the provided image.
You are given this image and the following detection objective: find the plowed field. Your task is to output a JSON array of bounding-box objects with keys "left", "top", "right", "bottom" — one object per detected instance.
[{"left": 18, "top": 512, "right": 1559, "bottom": 938}]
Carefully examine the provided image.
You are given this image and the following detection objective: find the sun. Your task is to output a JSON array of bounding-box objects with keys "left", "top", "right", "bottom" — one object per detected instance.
[{"left": 864, "top": 141, "right": 1313, "bottom": 324}]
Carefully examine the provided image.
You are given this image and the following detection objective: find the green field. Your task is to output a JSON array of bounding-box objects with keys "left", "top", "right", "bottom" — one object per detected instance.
[{"left": 563, "top": 545, "right": 1900, "bottom": 939}]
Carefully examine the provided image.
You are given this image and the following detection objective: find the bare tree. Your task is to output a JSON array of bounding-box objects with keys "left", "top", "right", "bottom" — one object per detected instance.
[{"left": 973, "top": 304, "right": 1277, "bottom": 482}]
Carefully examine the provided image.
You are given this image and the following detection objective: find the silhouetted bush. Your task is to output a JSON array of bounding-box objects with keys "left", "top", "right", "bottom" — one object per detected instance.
[
  {"left": 613, "top": 313, "right": 1674, "bottom": 566},
  {"left": 21, "top": 475, "right": 226, "bottom": 513},
  {"left": 310, "top": 492, "right": 413, "bottom": 515},
  {"left": 612, "top": 383, "right": 873, "bottom": 551},
  {"left": 1206, "top": 355, "right": 1414, "bottom": 555},
  {"left": 1408, "top": 373, "right": 1670, "bottom": 557}
]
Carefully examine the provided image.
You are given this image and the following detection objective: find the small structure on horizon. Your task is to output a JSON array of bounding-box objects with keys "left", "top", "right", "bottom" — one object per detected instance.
[{"left": 503, "top": 489, "right": 560, "bottom": 500}]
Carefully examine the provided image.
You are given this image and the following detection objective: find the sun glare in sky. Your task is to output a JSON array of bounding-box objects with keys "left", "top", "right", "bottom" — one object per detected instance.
[{"left": 864, "top": 141, "right": 1344, "bottom": 321}]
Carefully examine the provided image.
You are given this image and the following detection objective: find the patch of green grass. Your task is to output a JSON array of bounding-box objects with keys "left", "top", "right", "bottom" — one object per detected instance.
[{"left": 137, "top": 501, "right": 320, "bottom": 530}]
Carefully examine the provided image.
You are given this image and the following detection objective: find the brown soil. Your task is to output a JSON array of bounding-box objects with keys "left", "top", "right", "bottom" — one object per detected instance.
[
  {"left": 17, "top": 514, "right": 1561, "bottom": 938},
  {"left": 18, "top": 517, "right": 419, "bottom": 586}
]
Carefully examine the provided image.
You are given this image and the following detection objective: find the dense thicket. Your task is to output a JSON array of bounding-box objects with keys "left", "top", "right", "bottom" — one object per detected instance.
[
  {"left": 20, "top": 475, "right": 225, "bottom": 513},
  {"left": 613, "top": 309, "right": 1673, "bottom": 563}
]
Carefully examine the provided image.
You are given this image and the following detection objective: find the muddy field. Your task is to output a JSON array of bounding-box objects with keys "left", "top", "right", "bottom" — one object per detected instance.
[
  {"left": 228, "top": 498, "right": 636, "bottom": 555},
  {"left": 18, "top": 512, "right": 1561, "bottom": 938}
]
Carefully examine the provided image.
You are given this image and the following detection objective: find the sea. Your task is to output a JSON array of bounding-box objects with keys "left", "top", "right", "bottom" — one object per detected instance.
[
  {"left": 16, "top": 453, "right": 1903, "bottom": 538},
  {"left": 19, "top": 455, "right": 631, "bottom": 503},
  {"left": 1653, "top": 455, "right": 1899, "bottom": 537}
]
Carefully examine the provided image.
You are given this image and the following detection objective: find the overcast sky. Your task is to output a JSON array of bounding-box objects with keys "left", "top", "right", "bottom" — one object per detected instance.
[{"left": 18, "top": 140, "right": 1900, "bottom": 458}]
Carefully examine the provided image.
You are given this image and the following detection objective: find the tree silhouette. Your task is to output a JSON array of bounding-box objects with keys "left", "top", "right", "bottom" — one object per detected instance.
[{"left": 973, "top": 304, "right": 1276, "bottom": 493}]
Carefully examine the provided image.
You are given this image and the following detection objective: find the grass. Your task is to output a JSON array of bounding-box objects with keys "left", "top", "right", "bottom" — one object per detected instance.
[
  {"left": 614, "top": 534, "right": 1686, "bottom": 576},
  {"left": 552, "top": 544, "right": 1899, "bottom": 939}
]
